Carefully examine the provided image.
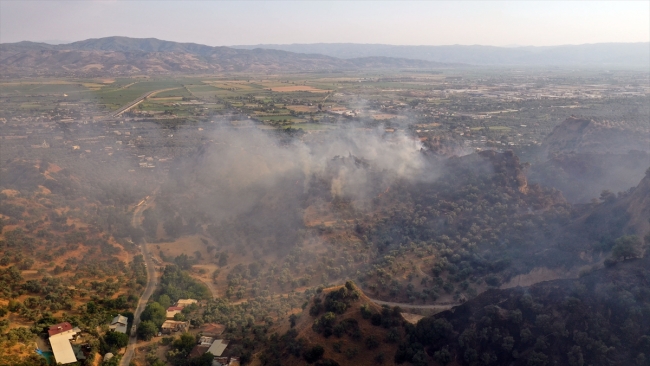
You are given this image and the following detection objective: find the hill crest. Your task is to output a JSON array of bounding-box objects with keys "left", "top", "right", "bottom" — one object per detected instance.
[
  {"left": 543, "top": 116, "right": 650, "bottom": 154},
  {"left": 260, "top": 282, "right": 408, "bottom": 366}
]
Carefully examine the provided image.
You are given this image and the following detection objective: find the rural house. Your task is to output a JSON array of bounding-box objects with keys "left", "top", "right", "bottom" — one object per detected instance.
[
  {"left": 166, "top": 306, "right": 183, "bottom": 319},
  {"left": 176, "top": 298, "right": 198, "bottom": 307},
  {"left": 109, "top": 314, "right": 128, "bottom": 334},
  {"left": 161, "top": 320, "right": 189, "bottom": 334},
  {"left": 48, "top": 322, "right": 81, "bottom": 365},
  {"left": 200, "top": 323, "right": 225, "bottom": 337}
]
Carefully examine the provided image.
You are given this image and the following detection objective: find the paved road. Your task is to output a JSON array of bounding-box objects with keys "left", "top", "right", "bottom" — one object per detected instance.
[
  {"left": 110, "top": 87, "right": 179, "bottom": 118},
  {"left": 120, "top": 196, "right": 158, "bottom": 366}
]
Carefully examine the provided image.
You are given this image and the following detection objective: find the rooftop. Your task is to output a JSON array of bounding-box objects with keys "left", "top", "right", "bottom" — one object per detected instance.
[
  {"left": 109, "top": 315, "right": 129, "bottom": 333},
  {"left": 199, "top": 336, "right": 214, "bottom": 346},
  {"left": 50, "top": 335, "right": 77, "bottom": 365},
  {"left": 111, "top": 315, "right": 128, "bottom": 325},
  {"left": 161, "top": 320, "right": 188, "bottom": 329},
  {"left": 176, "top": 299, "right": 198, "bottom": 307},
  {"left": 49, "top": 327, "right": 80, "bottom": 365},
  {"left": 207, "top": 339, "right": 229, "bottom": 357},
  {"left": 166, "top": 310, "right": 182, "bottom": 319},
  {"left": 48, "top": 322, "right": 73, "bottom": 337},
  {"left": 189, "top": 345, "right": 210, "bottom": 358},
  {"left": 200, "top": 323, "right": 225, "bottom": 336}
]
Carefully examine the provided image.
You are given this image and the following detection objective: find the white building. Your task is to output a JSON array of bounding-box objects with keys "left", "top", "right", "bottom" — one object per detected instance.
[{"left": 48, "top": 322, "right": 80, "bottom": 365}]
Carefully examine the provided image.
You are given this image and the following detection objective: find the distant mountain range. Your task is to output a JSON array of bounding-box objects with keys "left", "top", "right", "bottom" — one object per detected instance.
[
  {"left": 2, "top": 37, "right": 646, "bottom": 76},
  {"left": 0, "top": 37, "right": 458, "bottom": 76},
  {"left": 233, "top": 42, "right": 650, "bottom": 67}
]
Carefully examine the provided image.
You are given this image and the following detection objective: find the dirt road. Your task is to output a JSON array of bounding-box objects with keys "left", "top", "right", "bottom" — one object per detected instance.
[
  {"left": 198, "top": 278, "right": 218, "bottom": 299},
  {"left": 367, "top": 298, "right": 459, "bottom": 312},
  {"left": 120, "top": 196, "right": 158, "bottom": 366}
]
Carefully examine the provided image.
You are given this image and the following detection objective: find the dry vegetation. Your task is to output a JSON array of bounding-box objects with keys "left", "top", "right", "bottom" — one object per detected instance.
[{"left": 0, "top": 159, "right": 147, "bottom": 364}]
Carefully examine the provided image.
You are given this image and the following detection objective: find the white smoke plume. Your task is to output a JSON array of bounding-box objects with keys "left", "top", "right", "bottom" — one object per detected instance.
[{"left": 175, "top": 123, "right": 438, "bottom": 223}]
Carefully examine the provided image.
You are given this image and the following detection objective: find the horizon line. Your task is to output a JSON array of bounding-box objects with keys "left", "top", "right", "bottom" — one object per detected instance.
[{"left": 3, "top": 36, "right": 649, "bottom": 49}]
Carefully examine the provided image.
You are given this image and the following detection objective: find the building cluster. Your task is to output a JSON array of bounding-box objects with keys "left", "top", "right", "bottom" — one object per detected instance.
[
  {"left": 190, "top": 323, "right": 240, "bottom": 366},
  {"left": 162, "top": 298, "right": 197, "bottom": 334},
  {"left": 42, "top": 316, "right": 131, "bottom": 364},
  {"left": 42, "top": 300, "right": 236, "bottom": 364}
]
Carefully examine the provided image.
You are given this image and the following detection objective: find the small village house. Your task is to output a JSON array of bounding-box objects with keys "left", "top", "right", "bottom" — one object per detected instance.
[
  {"left": 161, "top": 320, "right": 189, "bottom": 334},
  {"left": 48, "top": 322, "right": 81, "bottom": 365},
  {"left": 200, "top": 323, "right": 225, "bottom": 337},
  {"left": 176, "top": 298, "right": 198, "bottom": 308},
  {"left": 108, "top": 314, "right": 128, "bottom": 334},
  {"left": 166, "top": 306, "right": 183, "bottom": 319}
]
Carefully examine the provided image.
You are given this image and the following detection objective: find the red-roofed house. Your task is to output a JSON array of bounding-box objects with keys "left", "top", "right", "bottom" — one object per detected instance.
[
  {"left": 48, "top": 322, "right": 81, "bottom": 365},
  {"left": 188, "top": 345, "right": 210, "bottom": 359},
  {"left": 48, "top": 322, "right": 73, "bottom": 337},
  {"left": 200, "top": 323, "right": 225, "bottom": 337},
  {"left": 166, "top": 307, "right": 183, "bottom": 319}
]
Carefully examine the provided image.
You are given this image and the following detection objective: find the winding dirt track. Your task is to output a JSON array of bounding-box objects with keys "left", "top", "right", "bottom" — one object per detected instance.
[{"left": 198, "top": 278, "right": 218, "bottom": 299}]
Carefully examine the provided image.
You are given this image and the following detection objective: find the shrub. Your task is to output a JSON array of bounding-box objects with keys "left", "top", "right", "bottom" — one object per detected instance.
[
  {"left": 611, "top": 235, "right": 642, "bottom": 261},
  {"left": 360, "top": 304, "right": 372, "bottom": 319},
  {"left": 433, "top": 347, "right": 451, "bottom": 365},
  {"left": 371, "top": 313, "right": 382, "bottom": 326},
  {"left": 365, "top": 335, "right": 380, "bottom": 349},
  {"left": 303, "top": 345, "right": 325, "bottom": 363}
]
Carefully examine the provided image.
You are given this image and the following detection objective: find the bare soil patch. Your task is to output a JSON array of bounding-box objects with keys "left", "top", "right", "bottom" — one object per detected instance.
[
  {"left": 372, "top": 113, "right": 406, "bottom": 120},
  {"left": 501, "top": 267, "right": 576, "bottom": 289},
  {"left": 148, "top": 235, "right": 209, "bottom": 261},
  {"left": 286, "top": 105, "right": 318, "bottom": 112},
  {"left": 401, "top": 312, "right": 425, "bottom": 324},
  {"left": 1, "top": 189, "right": 20, "bottom": 197}
]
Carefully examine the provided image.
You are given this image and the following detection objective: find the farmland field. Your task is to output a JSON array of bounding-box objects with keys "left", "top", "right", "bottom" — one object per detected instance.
[{"left": 269, "top": 85, "right": 330, "bottom": 93}]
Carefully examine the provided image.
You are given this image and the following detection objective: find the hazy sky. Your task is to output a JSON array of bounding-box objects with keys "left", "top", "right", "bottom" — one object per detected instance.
[{"left": 1, "top": 1, "right": 648, "bottom": 46}]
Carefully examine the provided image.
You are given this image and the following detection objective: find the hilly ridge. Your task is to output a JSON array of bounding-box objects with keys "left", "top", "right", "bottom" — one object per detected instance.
[
  {"left": 526, "top": 116, "right": 650, "bottom": 203},
  {"left": 0, "top": 37, "right": 460, "bottom": 76},
  {"left": 233, "top": 42, "right": 650, "bottom": 67},
  {"left": 407, "top": 253, "right": 650, "bottom": 366},
  {"left": 542, "top": 116, "right": 650, "bottom": 155},
  {"left": 260, "top": 222, "right": 650, "bottom": 366},
  {"left": 259, "top": 282, "right": 406, "bottom": 366},
  {"left": 258, "top": 168, "right": 650, "bottom": 364},
  {"left": 4, "top": 37, "right": 645, "bottom": 76}
]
